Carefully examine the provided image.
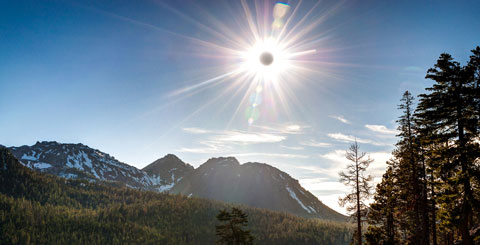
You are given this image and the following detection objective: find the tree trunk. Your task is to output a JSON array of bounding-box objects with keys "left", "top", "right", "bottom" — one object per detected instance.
[
  {"left": 356, "top": 151, "right": 362, "bottom": 245},
  {"left": 431, "top": 180, "right": 438, "bottom": 245},
  {"left": 456, "top": 89, "right": 473, "bottom": 245},
  {"left": 420, "top": 154, "right": 430, "bottom": 245}
]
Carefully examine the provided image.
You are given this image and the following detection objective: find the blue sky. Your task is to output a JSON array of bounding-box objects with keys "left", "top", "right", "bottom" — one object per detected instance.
[{"left": 1, "top": 0, "right": 479, "bottom": 214}]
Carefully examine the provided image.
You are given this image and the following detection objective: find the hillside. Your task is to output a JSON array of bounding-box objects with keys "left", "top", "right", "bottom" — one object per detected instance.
[
  {"left": 0, "top": 147, "right": 353, "bottom": 244},
  {"left": 171, "top": 157, "right": 346, "bottom": 221},
  {"left": 7, "top": 141, "right": 346, "bottom": 222}
]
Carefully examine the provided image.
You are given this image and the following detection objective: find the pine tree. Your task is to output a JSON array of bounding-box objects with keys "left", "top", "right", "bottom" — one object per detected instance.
[
  {"left": 365, "top": 165, "right": 399, "bottom": 245},
  {"left": 393, "top": 91, "right": 430, "bottom": 244},
  {"left": 339, "top": 141, "right": 373, "bottom": 245},
  {"left": 415, "top": 51, "right": 480, "bottom": 244},
  {"left": 215, "top": 208, "right": 254, "bottom": 245}
]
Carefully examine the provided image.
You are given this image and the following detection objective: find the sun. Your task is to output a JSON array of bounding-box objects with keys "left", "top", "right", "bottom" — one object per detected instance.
[
  {"left": 165, "top": 0, "right": 332, "bottom": 126},
  {"left": 240, "top": 37, "right": 292, "bottom": 83}
]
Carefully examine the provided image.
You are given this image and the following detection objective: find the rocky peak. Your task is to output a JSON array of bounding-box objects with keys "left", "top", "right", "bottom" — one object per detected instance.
[
  {"left": 142, "top": 154, "right": 193, "bottom": 175},
  {"left": 171, "top": 157, "right": 347, "bottom": 221},
  {"left": 142, "top": 154, "right": 194, "bottom": 191},
  {"left": 200, "top": 157, "right": 239, "bottom": 169}
]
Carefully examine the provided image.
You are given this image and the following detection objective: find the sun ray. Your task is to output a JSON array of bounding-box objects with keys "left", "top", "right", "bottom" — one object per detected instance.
[
  {"left": 240, "top": 0, "right": 261, "bottom": 42},
  {"left": 98, "top": 0, "right": 350, "bottom": 129},
  {"left": 169, "top": 69, "right": 240, "bottom": 97}
]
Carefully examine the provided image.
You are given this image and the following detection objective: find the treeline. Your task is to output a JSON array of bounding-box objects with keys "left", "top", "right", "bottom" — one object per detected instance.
[
  {"left": 0, "top": 148, "right": 353, "bottom": 244},
  {"left": 366, "top": 47, "right": 480, "bottom": 244}
]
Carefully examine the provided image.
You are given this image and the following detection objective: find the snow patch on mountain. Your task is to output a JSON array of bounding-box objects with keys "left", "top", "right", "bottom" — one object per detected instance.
[
  {"left": 286, "top": 185, "right": 311, "bottom": 213},
  {"left": 21, "top": 152, "right": 37, "bottom": 161},
  {"left": 33, "top": 162, "right": 52, "bottom": 169}
]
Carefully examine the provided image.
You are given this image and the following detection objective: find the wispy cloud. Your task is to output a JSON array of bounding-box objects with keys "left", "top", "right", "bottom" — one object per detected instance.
[
  {"left": 318, "top": 150, "right": 391, "bottom": 175},
  {"left": 403, "top": 66, "right": 424, "bottom": 72},
  {"left": 329, "top": 115, "right": 350, "bottom": 124},
  {"left": 280, "top": 145, "right": 304, "bottom": 150},
  {"left": 177, "top": 128, "right": 288, "bottom": 154},
  {"left": 182, "top": 127, "right": 286, "bottom": 144},
  {"left": 299, "top": 140, "right": 331, "bottom": 148},
  {"left": 251, "top": 123, "right": 308, "bottom": 134},
  {"left": 327, "top": 133, "right": 389, "bottom": 146},
  {"left": 365, "top": 124, "right": 397, "bottom": 135},
  {"left": 215, "top": 131, "right": 285, "bottom": 144},
  {"left": 182, "top": 127, "right": 211, "bottom": 134},
  {"left": 177, "top": 141, "right": 230, "bottom": 154},
  {"left": 286, "top": 124, "right": 302, "bottom": 132},
  {"left": 231, "top": 152, "right": 309, "bottom": 159}
]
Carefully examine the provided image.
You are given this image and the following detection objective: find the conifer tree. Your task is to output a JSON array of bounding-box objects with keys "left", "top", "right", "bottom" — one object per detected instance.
[
  {"left": 415, "top": 51, "right": 480, "bottom": 244},
  {"left": 215, "top": 208, "right": 254, "bottom": 245},
  {"left": 365, "top": 165, "right": 399, "bottom": 245},
  {"left": 339, "top": 141, "right": 373, "bottom": 245},
  {"left": 393, "top": 91, "right": 430, "bottom": 244}
]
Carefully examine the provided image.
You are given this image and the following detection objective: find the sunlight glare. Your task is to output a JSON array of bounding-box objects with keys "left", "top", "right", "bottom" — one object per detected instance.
[{"left": 240, "top": 37, "right": 291, "bottom": 83}]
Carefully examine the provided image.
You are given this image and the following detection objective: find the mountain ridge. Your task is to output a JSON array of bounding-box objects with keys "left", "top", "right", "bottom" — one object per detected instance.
[
  {"left": 6, "top": 141, "right": 346, "bottom": 222},
  {"left": 0, "top": 147, "right": 353, "bottom": 244}
]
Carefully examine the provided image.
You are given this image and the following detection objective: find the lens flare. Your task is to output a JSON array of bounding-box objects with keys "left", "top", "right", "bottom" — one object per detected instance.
[{"left": 158, "top": 0, "right": 342, "bottom": 127}]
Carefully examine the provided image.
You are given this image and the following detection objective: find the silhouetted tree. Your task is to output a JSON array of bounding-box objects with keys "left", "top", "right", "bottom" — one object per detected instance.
[
  {"left": 215, "top": 208, "right": 254, "bottom": 245},
  {"left": 339, "top": 141, "right": 373, "bottom": 245},
  {"left": 416, "top": 50, "right": 480, "bottom": 244},
  {"left": 365, "top": 165, "right": 399, "bottom": 245},
  {"left": 394, "top": 91, "right": 430, "bottom": 244}
]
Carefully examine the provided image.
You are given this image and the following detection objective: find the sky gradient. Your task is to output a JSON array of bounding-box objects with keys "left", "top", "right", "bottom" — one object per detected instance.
[{"left": 1, "top": 0, "right": 479, "bottom": 214}]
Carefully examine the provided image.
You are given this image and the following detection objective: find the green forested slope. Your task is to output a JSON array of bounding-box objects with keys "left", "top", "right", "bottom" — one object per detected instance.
[{"left": 0, "top": 148, "right": 352, "bottom": 244}]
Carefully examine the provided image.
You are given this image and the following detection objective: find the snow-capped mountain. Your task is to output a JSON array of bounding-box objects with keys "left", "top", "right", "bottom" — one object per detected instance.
[
  {"left": 7, "top": 141, "right": 180, "bottom": 192},
  {"left": 171, "top": 157, "right": 346, "bottom": 221},
  {"left": 6, "top": 141, "right": 346, "bottom": 221},
  {"left": 142, "top": 154, "right": 194, "bottom": 192}
]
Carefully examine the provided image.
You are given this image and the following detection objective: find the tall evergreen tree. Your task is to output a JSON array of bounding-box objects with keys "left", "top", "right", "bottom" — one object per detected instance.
[
  {"left": 367, "top": 91, "right": 430, "bottom": 245},
  {"left": 215, "top": 208, "right": 254, "bottom": 245},
  {"left": 365, "top": 164, "right": 399, "bottom": 245},
  {"left": 415, "top": 50, "right": 480, "bottom": 244},
  {"left": 339, "top": 141, "right": 373, "bottom": 245},
  {"left": 394, "top": 91, "right": 430, "bottom": 244}
]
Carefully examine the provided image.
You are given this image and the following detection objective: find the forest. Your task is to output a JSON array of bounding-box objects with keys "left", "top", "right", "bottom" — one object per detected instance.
[
  {"left": 0, "top": 148, "right": 353, "bottom": 244},
  {"left": 362, "top": 47, "right": 480, "bottom": 245}
]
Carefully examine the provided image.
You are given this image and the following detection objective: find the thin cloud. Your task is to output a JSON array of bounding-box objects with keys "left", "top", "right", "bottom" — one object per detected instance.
[
  {"left": 177, "top": 130, "right": 287, "bottom": 155},
  {"left": 280, "top": 145, "right": 304, "bottom": 150},
  {"left": 177, "top": 147, "right": 217, "bottom": 154},
  {"left": 327, "top": 133, "right": 389, "bottom": 146},
  {"left": 329, "top": 115, "right": 350, "bottom": 124},
  {"left": 285, "top": 124, "right": 302, "bottom": 132},
  {"left": 403, "top": 66, "right": 424, "bottom": 72},
  {"left": 300, "top": 140, "right": 331, "bottom": 148},
  {"left": 177, "top": 141, "right": 230, "bottom": 154},
  {"left": 215, "top": 131, "right": 285, "bottom": 144},
  {"left": 365, "top": 124, "right": 397, "bottom": 135},
  {"left": 182, "top": 127, "right": 211, "bottom": 134},
  {"left": 251, "top": 123, "right": 308, "bottom": 134},
  {"left": 231, "top": 152, "right": 309, "bottom": 159}
]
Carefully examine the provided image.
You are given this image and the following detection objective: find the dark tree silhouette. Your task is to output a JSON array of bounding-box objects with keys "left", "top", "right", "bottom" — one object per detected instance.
[
  {"left": 367, "top": 46, "right": 480, "bottom": 245},
  {"left": 365, "top": 165, "right": 398, "bottom": 245},
  {"left": 416, "top": 51, "right": 480, "bottom": 245},
  {"left": 339, "top": 141, "right": 373, "bottom": 245},
  {"left": 215, "top": 208, "right": 254, "bottom": 245}
]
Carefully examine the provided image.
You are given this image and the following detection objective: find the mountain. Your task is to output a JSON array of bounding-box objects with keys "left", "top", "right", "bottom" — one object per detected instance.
[
  {"left": 171, "top": 157, "right": 346, "bottom": 221},
  {"left": 0, "top": 147, "right": 353, "bottom": 244},
  {"left": 142, "top": 154, "right": 194, "bottom": 191},
  {"left": 7, "top": 141, "right": 346, "bottom": 222},
  {"left": 8, "top": 141, "right": 165, "bottom": 191}
]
